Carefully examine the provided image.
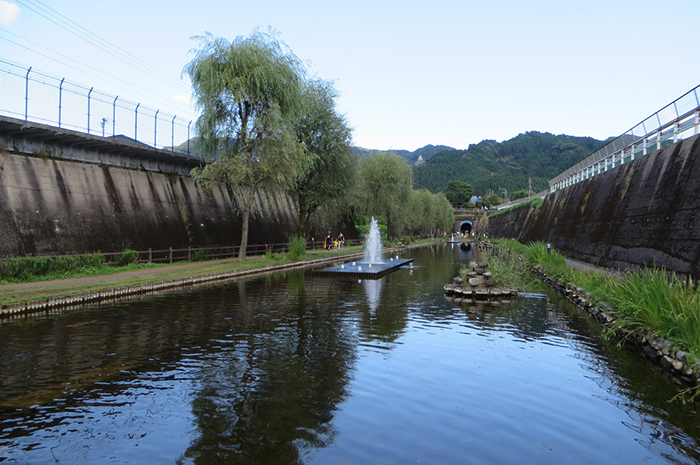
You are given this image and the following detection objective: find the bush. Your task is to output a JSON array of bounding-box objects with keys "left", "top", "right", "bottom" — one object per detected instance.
[
  {"left": 401, "top": 235, "right": 411, "bottom": 244},
  {"left": 287, "top": 236, "right": 306, "bottom": 260},
  {"left": 0, "top": 252, "right": 105, "bottom": 281},
  {"left": 115, "top": 249, "right": 139, "bottom": 266}
]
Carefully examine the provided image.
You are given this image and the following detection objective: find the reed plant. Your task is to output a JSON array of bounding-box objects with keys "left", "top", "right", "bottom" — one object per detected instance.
[
  {"left": 485, "top": 251, "right": 532, "bottom": 290},
  {"left": 521, "top": 242, "right": 570, "bottom": 280},
  {"left": 605, "top": 268, "right": 700, "bottom": 357},
  {"left": 498, "top": 239, "right": 700, "bottom": 360}
]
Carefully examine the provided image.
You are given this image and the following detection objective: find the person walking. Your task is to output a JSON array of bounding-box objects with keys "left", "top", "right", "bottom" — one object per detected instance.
[{"left": 325, "top": 230, "right": 333, "bottom": 250}]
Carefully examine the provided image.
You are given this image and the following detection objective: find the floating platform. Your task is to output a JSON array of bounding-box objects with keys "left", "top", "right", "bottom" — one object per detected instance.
[{"left": 312, "top": 258, "right": 414, "bottom": 279}]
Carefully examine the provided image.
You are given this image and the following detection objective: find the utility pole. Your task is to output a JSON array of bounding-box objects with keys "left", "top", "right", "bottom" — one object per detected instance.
[
  {"left": 528, "top": 177, "right": 533, "bottom": 199},
  {"left": 499, "top": 188, "right": 509, "bottom": 202}
]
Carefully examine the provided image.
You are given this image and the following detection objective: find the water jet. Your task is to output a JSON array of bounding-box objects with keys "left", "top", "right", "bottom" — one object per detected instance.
[{"left": 313, "top": 217, "right": 413, "bottom": 279}]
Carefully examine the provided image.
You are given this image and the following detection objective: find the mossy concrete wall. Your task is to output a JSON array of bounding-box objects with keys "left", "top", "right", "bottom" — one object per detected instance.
[
  {"left": 0, "top": 151, "right": 299, "bottom": 256},
  {"left": 488, "top": 135, "right": 700, "bottom": 278}
]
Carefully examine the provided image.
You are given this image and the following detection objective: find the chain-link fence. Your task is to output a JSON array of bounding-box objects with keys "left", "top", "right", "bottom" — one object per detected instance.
[
  {"left": 549, "top": 84, "right": 700, "bottom": 191},
  {"left": 0, "top": 59, "right": 196, "bottom": 155}
]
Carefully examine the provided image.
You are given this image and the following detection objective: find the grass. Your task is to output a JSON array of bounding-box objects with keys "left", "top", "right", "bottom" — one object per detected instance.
[
  {"left": 0, "top": 245, "right": 369, "bottom": 307},
  {"left": 499, "top": 239, "right": 700, "bottom": 361}
]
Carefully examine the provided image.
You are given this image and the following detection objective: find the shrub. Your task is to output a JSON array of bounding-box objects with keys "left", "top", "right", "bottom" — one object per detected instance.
[
  {"left": 287, "top": 236, "right": 306, "bottom": 260},
  {"left": 115, "top": 249, "right": 139, "bottom": 266},
  {"left": 0, "top": 252, "right": 105, "bottom": 281}
]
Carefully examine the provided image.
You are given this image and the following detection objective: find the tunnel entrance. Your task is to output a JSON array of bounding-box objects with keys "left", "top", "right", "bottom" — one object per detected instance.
[{"left": 460, "top": 221, "right": 472, "bottom": 235}]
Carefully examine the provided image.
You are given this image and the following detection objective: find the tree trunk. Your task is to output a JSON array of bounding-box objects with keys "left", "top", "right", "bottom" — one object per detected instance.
[{"left": 238, "top": 186, "right": 256, "bottom": 261}]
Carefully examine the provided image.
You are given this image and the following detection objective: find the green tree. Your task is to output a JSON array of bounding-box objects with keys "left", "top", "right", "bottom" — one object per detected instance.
[
  {"left": 510, "top": 189, "right": 529, "bottom": 201},
  {"left": 292, "top": 79, "right": 355, "bottom": 238},
  {"left": 444, "top": 180, "right": 474, "bottom": 207},
  {"left": 185, "top": 31, "right": 314, "bottom": 260},
  {"left": 432, "top": 192, "right": 455, "bottom": 235},
  {"left": 354, "top": 152, "right": 412, "bottom": 237},
  {"left": 481, "top": 194, "right": 503, "bottom": 208}
]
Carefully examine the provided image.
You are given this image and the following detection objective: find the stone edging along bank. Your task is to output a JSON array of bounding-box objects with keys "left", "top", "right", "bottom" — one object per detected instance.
[
  {"left": 530, "top": 263, "right": 700, "bottom": 390},
  {"left": 0, "top": 251, "right": 368, "bottom": 319}
]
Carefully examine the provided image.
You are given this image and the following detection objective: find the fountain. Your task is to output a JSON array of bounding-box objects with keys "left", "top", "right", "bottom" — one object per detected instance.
[{"left": 312, "top": 217, "right": 413, "bottom": 279}]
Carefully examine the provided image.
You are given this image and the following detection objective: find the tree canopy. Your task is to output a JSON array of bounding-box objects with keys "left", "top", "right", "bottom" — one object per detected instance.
[
  {"left": 291, "top": 78, "right": 354, "bottom": 238},
  {"left": 185, "top": 31, "right": 314, "bottom": 260},
  {"left": 444, "top": 180, "right": 474, "bottom": 207},
  {"left": 354, "top": 152, "right": 412, "bottom": 236}
]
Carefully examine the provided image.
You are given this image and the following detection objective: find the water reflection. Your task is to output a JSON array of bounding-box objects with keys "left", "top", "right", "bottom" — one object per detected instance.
[
  {"left": 362, "top": 278, "right": 382, "bottom": 316},
  {"left": 1, "top": 245, "right": 700, "bottom": 464}
]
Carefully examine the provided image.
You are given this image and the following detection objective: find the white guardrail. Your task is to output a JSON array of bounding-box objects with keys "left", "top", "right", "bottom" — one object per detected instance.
[{"left": 549, "top": 84, "right": 700, "bottom": 192}]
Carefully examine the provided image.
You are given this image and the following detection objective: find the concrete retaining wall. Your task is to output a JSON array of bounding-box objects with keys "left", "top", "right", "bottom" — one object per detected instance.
[
  {"left": 0, "top": 151, "right": 299, "bottom": 256},
  {"left": 488, "top": 135, "right": 700, "bottom": 278}
]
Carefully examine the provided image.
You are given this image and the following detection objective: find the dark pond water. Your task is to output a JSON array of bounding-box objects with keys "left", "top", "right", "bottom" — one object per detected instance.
[{"left": 1, "top": 244, "right": 700, "bottom": 464}]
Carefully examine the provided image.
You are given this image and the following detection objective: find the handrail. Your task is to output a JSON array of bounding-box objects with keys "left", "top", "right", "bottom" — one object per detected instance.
[{"left": 549, "top": 84, "right": 700, "bottom": 192}]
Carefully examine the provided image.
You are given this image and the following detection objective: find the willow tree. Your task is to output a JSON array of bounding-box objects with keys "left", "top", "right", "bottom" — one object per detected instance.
[
  {"left": 292, "top": 78, "right": 354, "bottom": 238},
  {"left": 354, "top": 152, "right": 412, "bottom": 237},
  {"left": 185, "top": 31, "right": 313, "bottom": 260}
]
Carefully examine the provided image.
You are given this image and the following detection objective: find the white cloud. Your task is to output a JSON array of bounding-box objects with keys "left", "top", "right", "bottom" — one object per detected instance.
[{"left": 0, "top": 1, "right": 19, "bottom": 26}]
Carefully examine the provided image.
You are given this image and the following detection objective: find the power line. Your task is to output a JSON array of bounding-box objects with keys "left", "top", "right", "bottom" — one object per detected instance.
[
  {"left": 14, "top": 0, "right": 191, "bottom": 93},
  {"left": 0, "top": 31, "right": 194, "bottom": 117}
]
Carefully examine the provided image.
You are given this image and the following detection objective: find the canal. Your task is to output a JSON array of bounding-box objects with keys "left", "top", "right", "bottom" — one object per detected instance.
[{"left": 1, "top": 244, "right": 699, "bottom": 464}]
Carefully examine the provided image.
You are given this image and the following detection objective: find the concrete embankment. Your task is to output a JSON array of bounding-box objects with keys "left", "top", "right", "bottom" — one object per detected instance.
[
  {"left": 488, "top": 135, "right": 700, "bottom": 279},
  {"left": 0, "top": 150, "right": 298, "bottom": 257}
]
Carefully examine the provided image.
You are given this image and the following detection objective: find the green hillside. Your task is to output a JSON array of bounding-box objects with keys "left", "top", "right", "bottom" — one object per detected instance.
[
  {"left": 413, "top": 131, "right": 608, "bottom": 195},
  {"left": 170, "top": 131, "right": 607, "bottom": 197}
]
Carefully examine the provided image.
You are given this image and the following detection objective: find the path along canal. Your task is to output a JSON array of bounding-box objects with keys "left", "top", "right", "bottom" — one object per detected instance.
[{"left": 1, "top": 244, "right": 700, "bottom": 464}]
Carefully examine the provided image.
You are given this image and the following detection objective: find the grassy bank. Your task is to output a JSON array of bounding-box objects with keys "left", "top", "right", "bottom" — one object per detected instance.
[
  {"left": 0, "top": 246, "right": 369, "bottom": 307},
  {"left": 497, "top": 239, "right": 700, "bottom": 362}
]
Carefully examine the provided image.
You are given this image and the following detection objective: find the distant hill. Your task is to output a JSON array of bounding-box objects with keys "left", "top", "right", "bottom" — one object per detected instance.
[
  {"left": 168, "top": 132, "right": 609, "bottom": 196},
  {"left": 412, "top": 131, "right": 609, "bottom": 195}
]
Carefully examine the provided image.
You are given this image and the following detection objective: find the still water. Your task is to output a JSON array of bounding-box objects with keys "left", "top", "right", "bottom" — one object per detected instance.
[{"left": 1, "top": 244, "right": 700, "bottom": 464}]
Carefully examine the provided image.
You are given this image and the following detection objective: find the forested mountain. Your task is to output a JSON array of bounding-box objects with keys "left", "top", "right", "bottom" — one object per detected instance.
[
  {"left": 171, "top": 132, "right": 607, "bottom": 197},
  {"left": 413, "top": 131, "right": 608, "bottom": 195}
]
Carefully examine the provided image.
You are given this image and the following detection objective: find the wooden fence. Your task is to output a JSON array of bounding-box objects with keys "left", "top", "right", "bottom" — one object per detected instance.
[{"left": 14, "top": 239, "right": 365, "bottom": 266}]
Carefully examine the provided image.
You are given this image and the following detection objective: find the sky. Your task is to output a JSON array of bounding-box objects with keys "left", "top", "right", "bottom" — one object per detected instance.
[{"left": 1, "top": 0, "right": 699, "bottom": 152}]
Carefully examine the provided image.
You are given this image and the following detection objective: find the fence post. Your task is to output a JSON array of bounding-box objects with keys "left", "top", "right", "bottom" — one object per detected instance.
[
  {"left": 24, "top": 66, "right": 31, "bottom": 120},
  {"left": 134, "top": 103, "right": 140, "bottom": 142},
  {"left": 154, "top": 109, "right": 159, "bottom": 147},
  {"left": 113, "top": 96, "right": 118, "bottom": 137},
  {"left": 87, "top": 87, "right": 93, "bottom": 134},
  {"left": 673, "top": 121, "right": 679, "bottom": 144},
  {"left": 58, "top": 77, "right": 65, "bottom": 128},
  {"left": 171, "top": 115, "right": 176, "bottom": 150},
  {"left": 188, "top": 246, "right": 191, "bottom": 262},
  {"left": 169, "top": 246, "right": 173, "bottom": 264},
  {"left": 187, "top": 121, "right": 192, "bottom": 155},
  {"left": 148, "top": 248, "right": 152, "bottom": 263}
]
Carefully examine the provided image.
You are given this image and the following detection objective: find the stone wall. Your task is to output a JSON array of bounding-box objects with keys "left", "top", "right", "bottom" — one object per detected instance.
[
  {"left": 488, "top": 135, "right": 700, "bottom": 278},
  {"left": 0, "top": 151, "right": 299, "bottom": 256}
]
